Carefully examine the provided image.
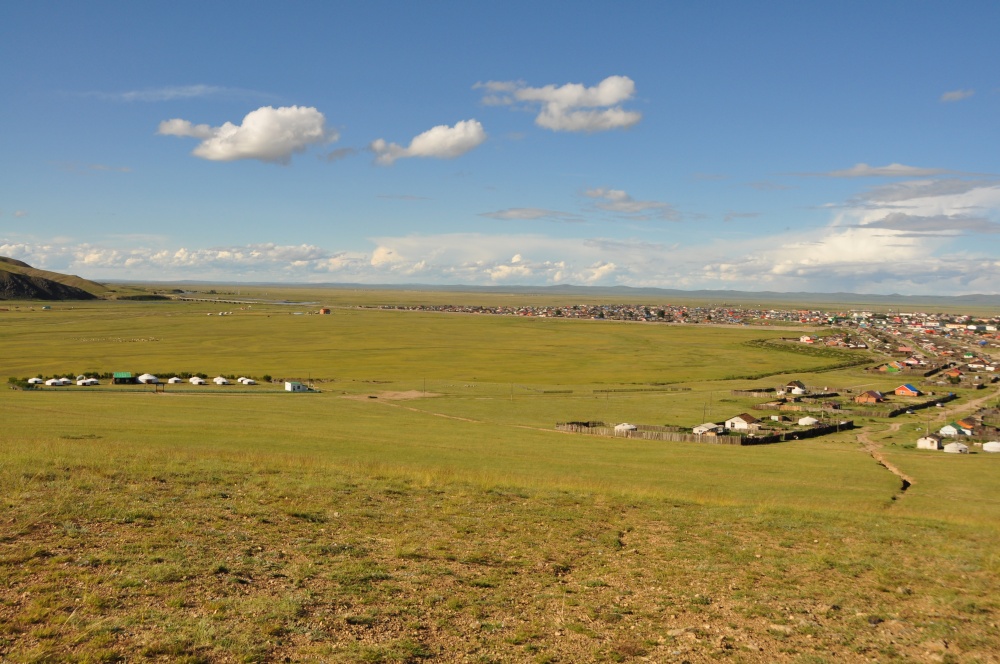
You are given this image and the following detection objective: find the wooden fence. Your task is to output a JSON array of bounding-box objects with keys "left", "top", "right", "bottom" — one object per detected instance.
[{"left": 555, "top": 421, "right": 854, "bottom": 446}]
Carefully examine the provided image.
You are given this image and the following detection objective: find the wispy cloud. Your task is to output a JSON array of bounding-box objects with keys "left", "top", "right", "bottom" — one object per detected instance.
[
  {"left": 940, "top": 88, "right": 974, "bottom": 103},
  {"left": 857, "top": 212, "right": 1000, "bottom": 235},
  {"left": 584, "top": 188, "right": 679, "bottom": 221},
  {"left": 377, "top": 194, "right": 430, "bottom": 201},
  {"left": 370, "top": 120, "right": 486, "bottom": 166},
  {"left": 748, "top": 181, "right": 794, "bottom": 191},
  {"left": 475, "top": 75, "right": 641, "bottom": 133},
  {"left": 724, "top": 211, "right": 760, "bottom": 222},
  {"left": 480, "top": 208, "right": 582, "bottom": 222},
  {"left": 818, "top": 163, "right": 954, "bottom": 178},
  {"left": 54, "top": 162, "right": 132, "bottom": 174},
  {"left": 91, "top": 84, "right": 274, "bottom": 102},
  {"left": 323, "top": 147, "right": 358, "bottom": 163}
]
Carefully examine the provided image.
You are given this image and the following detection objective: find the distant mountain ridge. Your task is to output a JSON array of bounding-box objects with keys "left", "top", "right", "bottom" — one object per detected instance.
[{"left": 0, "top": 257, "right": 108, "bottom": 300}]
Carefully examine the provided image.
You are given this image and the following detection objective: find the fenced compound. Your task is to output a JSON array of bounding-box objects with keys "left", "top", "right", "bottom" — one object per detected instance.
[
  {"left": 592, "top": 387, "right": 692, "bottom": 393},
  {"left": 555, "top": 420, "right": 854, "bottom": 446}
]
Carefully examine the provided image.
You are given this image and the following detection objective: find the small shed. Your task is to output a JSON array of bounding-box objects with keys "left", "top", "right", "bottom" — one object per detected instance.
[
  {"left": 916, "top": 434, "right": 943, "bottom": 450},
  {"left": 285, "top": 381, "right": 310, "bottom": 392},
  {"left": 213, "top": 376, "right": 230, "bottom": 385},
  {"left": 113, "top": 372, "right": 137, "bottom": 385},
  {"left": 693, "top": 422, "right": 722, "bottom": 435},
  {"left": 943, "top": 441, "right": 969, "bottom": 454},
  {"left": 138, "top": 373, "right": 159, "bottom": 384}
]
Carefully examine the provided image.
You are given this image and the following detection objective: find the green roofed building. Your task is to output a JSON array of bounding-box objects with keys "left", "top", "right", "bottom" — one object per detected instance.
[{"left": 113, "top": 372, "right": 137, "bottom": 385}]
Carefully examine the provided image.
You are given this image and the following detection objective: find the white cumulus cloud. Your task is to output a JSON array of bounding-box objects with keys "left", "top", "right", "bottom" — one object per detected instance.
[
  {"left": 158, "top": 106, "right": 334, "bottom": 163},
  {"left": 370, "top": 120, "right": 486, "bottom": 166},
  {"left": 475, "top": 75, "right": 641, "bottom": 133}
]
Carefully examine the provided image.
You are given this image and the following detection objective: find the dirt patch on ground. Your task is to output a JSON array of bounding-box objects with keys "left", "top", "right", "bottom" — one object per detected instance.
[{"left": 343, "top": 390, "right": 439, "bottom": 401}]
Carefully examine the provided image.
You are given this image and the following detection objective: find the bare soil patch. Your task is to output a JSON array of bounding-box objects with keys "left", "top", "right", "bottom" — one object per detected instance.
[{"left": 343, "top": 389, "right": 440, "bottom": 401}]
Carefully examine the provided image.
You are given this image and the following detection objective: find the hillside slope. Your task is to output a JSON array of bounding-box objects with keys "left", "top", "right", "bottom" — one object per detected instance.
[{"left": 0, "top": 257, "right": 107, "bottom": 300}]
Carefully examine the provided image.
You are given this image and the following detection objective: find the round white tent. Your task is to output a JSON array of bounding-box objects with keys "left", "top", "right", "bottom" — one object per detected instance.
[
  {"left": 45, "top": 378, "right": 62, "bottom": 386},
  {"left": 983, "top": 441, "right": 1000, "bottom": 453},
  {"left": 168, "top": 377, "right": 184, "bottom": 384},
  {"left": 614, "top": 423, "right": 637, "bottom": 435},
  {"left": 213, "top": 376, "right": 229, "bottom": 385},
  {"left": 943, "top": 441, "right": 969, "bottom": 454},
  {"left": 27, "top": 378, "right": 43, "bottom": 385},
  {"left": 798, "top": 416, "right": 820, "bottom": 426},
  {"left": 137, "top": 373, "right": 159, "bottom": 384},
  {"left": 190, "top": 377, "right": 207, "bottom": 385}
]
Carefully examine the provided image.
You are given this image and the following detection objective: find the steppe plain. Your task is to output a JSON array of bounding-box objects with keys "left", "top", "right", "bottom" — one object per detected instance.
[{"left": 1, "top": 287, "right": 998, "bottom": 663}]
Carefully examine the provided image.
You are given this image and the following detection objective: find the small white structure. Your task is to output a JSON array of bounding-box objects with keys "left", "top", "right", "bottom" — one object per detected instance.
[
  {"left": 137, "top": 373, "right": 159, "bottom": 384},
  {"left": 916, "top": 434, "right": 943, "bottom": 450},
  {"left": 28, "top": 378, "right": 43, "bottom": 385},
  {"left": 76, "top": 375, "right": 87, "bottom": 381},
  {"left": 189, "top": 376, "right": 207, "bottom": 385},
  {"left": 939, "top": 423, "right": 972, "bottom": 437},
  {"left": 76, "top": 378, "right": 99, "bottom": 386},
  {"left": 797, "top": 416, "right": 820, "bottom": 426},
  {"left": 238, "top": 378, "right": 257, "bottom": 385},
  {"left": 693, "top": 422, "right": 722, "bottom": 435},
  {"left": 167, "top": 377, "right": 184, "bottom": 384},
  {"left": 982, "top": 441, "right": 1000, "bottom": 453},
  {"left": 614, "top": 423, "right": 638, "bottom": 435},
  {"left": 213, "top": 376, "right": 230, "bottom": 385},
  {"left": 943, "top": 441, "right": 969, "bottom": 454},
  {"left": 45, "top": 378, "right": 64, "bottom": 386},
  {"left": 285, "top": 381, "right": 310, "bottom": 392}
]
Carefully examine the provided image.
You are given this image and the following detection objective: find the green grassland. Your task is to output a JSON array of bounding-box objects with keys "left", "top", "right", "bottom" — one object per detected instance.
[{"left": 1, "top": 295, "right": 998, "bottom": 663}]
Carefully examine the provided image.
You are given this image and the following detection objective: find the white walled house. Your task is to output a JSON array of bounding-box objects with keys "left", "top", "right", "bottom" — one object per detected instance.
[
  {"left": 693, "top": 422, "right": 723, "bottom": 435},
  {"left": 916, "top": 435, "right": 943, "bottom": 450},
  {"left": 285, "top": 381, "right": 310, "bottom": 392},
  {"left": 724, "top": 413, "right": 760, "bottom": 431}
]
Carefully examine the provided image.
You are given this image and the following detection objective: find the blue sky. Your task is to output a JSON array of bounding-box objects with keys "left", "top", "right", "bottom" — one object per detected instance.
[{"left": 2, "top": 1, "right": 999, "bottom": 294}]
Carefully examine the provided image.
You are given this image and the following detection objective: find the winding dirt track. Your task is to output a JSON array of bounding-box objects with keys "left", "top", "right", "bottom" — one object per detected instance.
[{"left": 856, "top": 385, "right": 1000, "bottom": 496}]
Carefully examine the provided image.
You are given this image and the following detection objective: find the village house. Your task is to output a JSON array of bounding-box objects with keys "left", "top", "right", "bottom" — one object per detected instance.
[
  {"left": 854, "top": 390, "right": 884, "bottom": 404},
  {"left": 724, "top": 413, "right": 760, "bottom": 432},
  {"left": 916, "top": 434, "right": 943, "bottom": 450},
  {"left": 894, "top": 383, "right": 922, "bottom": 397}
]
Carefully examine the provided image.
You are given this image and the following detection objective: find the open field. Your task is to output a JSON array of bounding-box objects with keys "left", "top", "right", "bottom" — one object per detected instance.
[{"left": 2, "top": 293, "right": 999, "bottom": 662}]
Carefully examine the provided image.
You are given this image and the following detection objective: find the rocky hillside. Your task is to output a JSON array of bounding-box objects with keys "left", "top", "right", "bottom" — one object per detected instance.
[{"left": 0, "top": 257, "right": 108, "bottom": 300}]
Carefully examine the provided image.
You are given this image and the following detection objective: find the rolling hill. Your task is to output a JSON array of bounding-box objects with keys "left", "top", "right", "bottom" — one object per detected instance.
[{"left": 0, "top": 256, "right": 108, "bottom": 300}]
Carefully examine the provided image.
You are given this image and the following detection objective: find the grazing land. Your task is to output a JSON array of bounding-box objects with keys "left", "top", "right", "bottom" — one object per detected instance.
[{"left": 1, "top": 292, "right": 998, "bottom": 663}]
